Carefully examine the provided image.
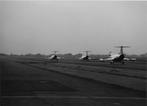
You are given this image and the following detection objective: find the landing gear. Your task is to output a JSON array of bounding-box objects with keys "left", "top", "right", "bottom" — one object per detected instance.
[{"left": 52, "top": 59, "right": 59, "bottom": 63}]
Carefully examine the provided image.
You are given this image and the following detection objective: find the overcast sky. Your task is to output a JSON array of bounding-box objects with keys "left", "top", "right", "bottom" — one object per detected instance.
[{"left": 0, "top": 1, "right": 147, "bottom": 55}]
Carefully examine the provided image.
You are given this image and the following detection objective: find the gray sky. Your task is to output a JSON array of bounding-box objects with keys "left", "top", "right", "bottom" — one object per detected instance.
[{"left": 0, "top": 1, "right": 147, "bottom": 55}]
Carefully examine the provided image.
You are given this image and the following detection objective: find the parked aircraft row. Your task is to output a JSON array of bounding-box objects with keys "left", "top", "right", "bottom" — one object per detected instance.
[{"left": 48, "top": 46, "right": 136, "bottom": 64}]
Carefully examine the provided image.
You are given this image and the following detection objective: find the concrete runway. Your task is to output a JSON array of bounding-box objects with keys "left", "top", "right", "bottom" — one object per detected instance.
[{"left": 0, "top": 56, "right": 146, "bottom": 106}]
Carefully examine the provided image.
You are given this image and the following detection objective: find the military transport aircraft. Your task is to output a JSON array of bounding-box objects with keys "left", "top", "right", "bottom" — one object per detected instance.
[
  {"left": 99, "top": 46, "right": 131, "bottom": 64},
  {"left": 48, "top": 51, "right": 60, "bottom": 62},
  {"left": 79, "top": 51, "right": 91, "bottom": 61}
]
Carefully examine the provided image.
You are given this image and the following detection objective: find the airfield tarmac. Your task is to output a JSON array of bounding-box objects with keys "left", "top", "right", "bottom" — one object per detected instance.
[{"left": 0, "top": 56, "right": 146, "bottom": 106}]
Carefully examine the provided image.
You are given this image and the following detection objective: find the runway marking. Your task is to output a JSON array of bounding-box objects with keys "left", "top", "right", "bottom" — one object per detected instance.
[{"left": 1, "top": 96, "right": 146, "bottom": 100}]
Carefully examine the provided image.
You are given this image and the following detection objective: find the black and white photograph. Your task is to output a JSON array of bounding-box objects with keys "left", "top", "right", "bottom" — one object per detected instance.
[{"left": 0, "top": 0, "right": 147, "bottom": 105}]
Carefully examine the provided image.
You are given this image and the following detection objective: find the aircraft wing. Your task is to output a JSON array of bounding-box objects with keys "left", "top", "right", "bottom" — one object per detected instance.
[{"left": 99, "top": 54, "right": 119, "bottom": 62}]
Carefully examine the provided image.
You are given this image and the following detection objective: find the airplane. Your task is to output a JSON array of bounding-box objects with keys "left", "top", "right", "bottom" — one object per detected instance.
[
  {"left": 79, "top": 51, "right": 91, "bottom": 61},
  {"left": 99, "top": 46, "right": 130, "bottom": 64},
  {"left": 48, "top": 51, "right": 60, "bottom": 62}
]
